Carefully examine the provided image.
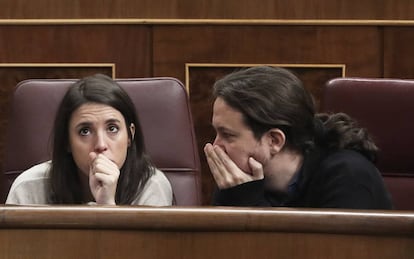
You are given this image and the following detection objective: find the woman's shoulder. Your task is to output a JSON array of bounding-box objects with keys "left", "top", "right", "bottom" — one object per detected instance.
[
  {"left": 6, "top": 161, "right": 52, "bottom": 204},
  {"left": 133, "top": 167, "right": 173, "bottom": 206},
  {"left": 12, "top": 161, "right": 52, "bottom": 185},
  {"left": 148, "top": 168, "right": 172, "bottom": 188}
]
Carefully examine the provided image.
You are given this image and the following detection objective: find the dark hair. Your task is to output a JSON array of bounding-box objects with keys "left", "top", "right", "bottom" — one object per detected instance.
[
  {"left": 213, "top": 66, "right": 378, "bottom": 162},
  {"left": 49, "top": 74, "right": 154, "bottom": 204}
]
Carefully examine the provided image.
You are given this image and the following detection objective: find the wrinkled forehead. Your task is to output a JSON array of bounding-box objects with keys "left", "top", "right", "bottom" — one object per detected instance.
[
  {"left": 212, "top": 98, "right": 248, "bottom": 129},
  {"left": 70, "top": 103, "right": 125, "bottom": 126}
]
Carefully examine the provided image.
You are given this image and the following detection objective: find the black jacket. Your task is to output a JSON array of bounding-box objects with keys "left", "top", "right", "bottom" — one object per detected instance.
[{"left": 213, "top": 148, "right": 393, "bottom": 209}]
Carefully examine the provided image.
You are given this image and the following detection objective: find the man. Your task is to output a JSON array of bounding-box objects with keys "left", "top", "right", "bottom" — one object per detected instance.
[{"left": 204, "top": 66, "right": 392, "bottom": 209}]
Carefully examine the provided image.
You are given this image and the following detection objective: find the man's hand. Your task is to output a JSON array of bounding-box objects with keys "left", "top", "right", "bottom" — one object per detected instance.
[{"left": 204, "top": 143, "right": 264, "bottom": 189}]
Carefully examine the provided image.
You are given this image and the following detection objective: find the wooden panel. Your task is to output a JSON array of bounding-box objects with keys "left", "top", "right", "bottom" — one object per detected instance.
[
  {"left": 384, "top": 27, "right": 414, "bottom": 79},
  {"left": 1, "top": 206, "right": 414, "bottom": 258},
  {"left": 1, "top": 0, "right": 414, "bottom": 20},
  {"left": 1, "top": 230, "right": 413, "bottom": 259},
  {"left": 0, "top": 25, "right": 151, "bottom": 77},
  {"left": 153, "top": 25, "right": 382, "bottom": 80}
]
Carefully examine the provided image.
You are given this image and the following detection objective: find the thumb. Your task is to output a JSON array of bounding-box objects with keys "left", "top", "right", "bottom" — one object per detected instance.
[
  {"left": 89, "top": 152, "right": 98, "bottom": 175},
  {"left": 248, "top": 157, "right": 264, "bottom": 180},
  {"left": 89, "top": 151, "right": 98, "bottom": 161}
]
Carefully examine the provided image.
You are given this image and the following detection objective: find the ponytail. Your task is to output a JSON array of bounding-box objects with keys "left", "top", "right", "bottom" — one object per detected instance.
[{"left": 313, "top": 113, "right": 378, "bottom": 162}]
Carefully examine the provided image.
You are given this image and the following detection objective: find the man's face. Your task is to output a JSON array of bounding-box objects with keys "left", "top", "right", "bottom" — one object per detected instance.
[{"left": 211, "top": 97, "right": 267, "bottom": 174}]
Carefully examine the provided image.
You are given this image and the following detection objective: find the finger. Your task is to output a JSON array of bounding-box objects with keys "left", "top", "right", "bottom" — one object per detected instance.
[
  {"left": 93, "top": 172, "right": 118, "bottom": 186},
  {"left": 211, "top": 146, "right": 254, "bottom": 188},
  {"left": 204, "top": 144, "right": 227, "bottom": 184},
  {"left": 93, "top": 159, "right": 119, "bottom": 176},
  {"left": 203, "top": 143, "right": 213, "bottom": 158},
  {"left": 205, "top": 154, "right": 223, "bottom": 184},
  {"left": 204, "top": 143, "right": 219, "bottom": 163},
  {"left": 89, "top": 152, "right": 98, "bottom": 176},
  {"left": 213, "top": 145, "right": 245, "bottom": 175},
  {"left": 90, "top": 153, "right": 113, "bottom": 175},
  {"left": 248, "top": 157, "right": 264, "bottom": 180},
  {"left": 204, "top": 144, "right": 227, "bottom": 177},
  {"left": 89, "top": 151, "right": 98, "bottom": 161}
]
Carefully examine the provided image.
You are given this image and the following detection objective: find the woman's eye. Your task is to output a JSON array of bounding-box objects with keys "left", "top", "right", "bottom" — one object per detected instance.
[
  {"left": 79, "top": 128, "right": 90, "bottom": 136},
  {"left": 108, "top": 125, "right": 119, "bottom": 133}
]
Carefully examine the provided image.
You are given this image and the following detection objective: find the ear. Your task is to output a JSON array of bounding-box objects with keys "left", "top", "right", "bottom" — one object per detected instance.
[
  {"left": 264, "top": 128, "right": 286, "bottom": 155},
  {"left": 128, "top": 123, "right": 136, "bottom": 146}
]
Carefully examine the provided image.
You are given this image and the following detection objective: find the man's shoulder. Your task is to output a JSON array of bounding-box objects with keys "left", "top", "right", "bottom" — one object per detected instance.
[
  {"left": 322, "top": 149, "right": 374, "bottom": 168},
  {"left": 317, "top": 149, "right": 380, "bottom": 182}
]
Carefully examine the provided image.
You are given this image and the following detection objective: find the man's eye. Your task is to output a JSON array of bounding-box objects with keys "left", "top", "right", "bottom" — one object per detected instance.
[
  {"left": 222, "top": 132, "right": 233, "bottom": 139},
  {"left": 79, "top": 128, "right": 90, "bottom": 136},
  {"left": 108, "top": 125, "right": 119, "bottom": 133}
]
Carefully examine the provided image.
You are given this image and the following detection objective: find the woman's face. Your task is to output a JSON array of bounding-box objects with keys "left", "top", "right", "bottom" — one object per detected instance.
[{"left": 68, "top": 103, "right": 133, "bottom": 177}]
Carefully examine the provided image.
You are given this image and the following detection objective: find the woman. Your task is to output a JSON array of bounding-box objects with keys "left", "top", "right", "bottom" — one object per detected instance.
[
  {"left": 6, "top": 74, "right": 173, "bottom": 205},
  {"left": 204, "top": 66, "right": 392, "bottom": 209}
]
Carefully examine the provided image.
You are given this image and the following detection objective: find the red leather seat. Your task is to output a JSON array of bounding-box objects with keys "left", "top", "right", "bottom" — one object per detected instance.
[
  {"left": 322, "top": 78, "right": 414, "bottom": 210},
  {"left": 2, "top": 77, "right": 202, "bottom": 205}
]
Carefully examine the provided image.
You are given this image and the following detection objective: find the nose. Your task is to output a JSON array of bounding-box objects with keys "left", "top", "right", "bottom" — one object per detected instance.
[
  {"left": 212, "top": 135, "right": 223, "bottom": 148},
  {"left": 94, "top": 131, "right": 108, "bottom": 153}
]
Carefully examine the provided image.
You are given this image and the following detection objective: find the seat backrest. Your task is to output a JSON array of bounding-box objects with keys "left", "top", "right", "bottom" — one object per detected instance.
[
  {"left": 321, "top": 77, "right": 414, "bottom": 210},
  {"left": 2, "top": 77, "right": 202, "bottom": 205}
]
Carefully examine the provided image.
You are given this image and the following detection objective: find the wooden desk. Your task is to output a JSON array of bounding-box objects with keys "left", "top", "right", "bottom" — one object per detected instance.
[{"left": 1, "top": 206, "right": 413, "bottom": 258}]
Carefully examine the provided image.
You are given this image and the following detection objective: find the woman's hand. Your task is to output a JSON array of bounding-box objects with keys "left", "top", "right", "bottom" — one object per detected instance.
[
  {"left": 204, "top": 143, "right": 264, "bottom": 189},
  {"left": 88, "top": 152, "right": 120, "bottom": 205}
]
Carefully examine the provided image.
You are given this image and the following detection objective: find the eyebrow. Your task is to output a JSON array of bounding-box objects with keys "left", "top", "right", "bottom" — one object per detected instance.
[
  {"left": 215, "top": 126, "right": 237, "bottom": 134},
  {"left": 105, "top": 118, "right": 122, "bottom": 124},
  {"left": 75, "top": 118, "right": 122, "bottom": 129}
]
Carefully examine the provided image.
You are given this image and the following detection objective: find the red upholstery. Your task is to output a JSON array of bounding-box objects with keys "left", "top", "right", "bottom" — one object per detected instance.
[
  {"left": 2, "top": 77, "right": 202, "bottom": 205},
  {"left": 322, "top": 78, "right": 414, "bottom": 210}
]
